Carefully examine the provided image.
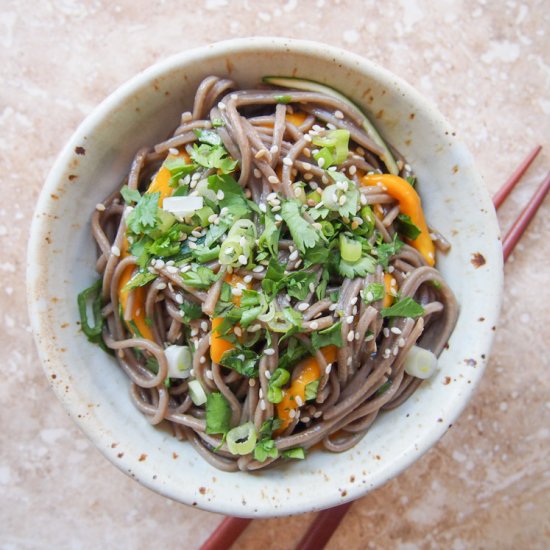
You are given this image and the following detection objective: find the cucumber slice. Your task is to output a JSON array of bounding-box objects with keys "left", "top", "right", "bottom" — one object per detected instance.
[{"left": 263, "top": 76, "right": 399, "bottom": 175}]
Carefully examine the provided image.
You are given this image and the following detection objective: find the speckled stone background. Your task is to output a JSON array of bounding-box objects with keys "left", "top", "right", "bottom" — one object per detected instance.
[{"left": 2, "top": 0, "right": 549, "bottom": 548}]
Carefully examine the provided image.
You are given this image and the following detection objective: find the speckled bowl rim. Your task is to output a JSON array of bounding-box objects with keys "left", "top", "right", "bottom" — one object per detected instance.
[{"left": 27, "top": 37, "right": 503, "bottom": 517}]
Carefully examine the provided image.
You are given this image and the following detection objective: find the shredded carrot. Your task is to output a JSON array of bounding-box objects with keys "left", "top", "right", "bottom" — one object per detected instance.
[
  {"left": 275, "top": 346, "right": 337, "bottom": 432},
  {"left": 117, "top": 151, "right": 190, "bottom": 340},
  {"left": 210, "top": 273, "right": 250, "bottom": 364},
  {"left": 383, "top": 273, "right": 397, "bottom": 308},
  {"left": 361, "top": 174, "right": 435, "bottom": 266}
]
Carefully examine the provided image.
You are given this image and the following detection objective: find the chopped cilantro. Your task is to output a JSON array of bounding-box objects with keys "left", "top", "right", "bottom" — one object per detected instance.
[
  {"left": 267, "top": 368, "right": 290, "bottom": 404},
  {"left": 282, "top": 447, "right": 305, "bottom": 460},
  {"left": 205, "top": 392, "right": 232, "bottom": 435},
  {"left": 281, "top": 200, "right": 323, "bottom": 253},
  {"left": 122, "top": 270, "right": 157, "bottom": 292},
  {"left": 253, "top": 417, "right": 282, "bottom": 462},
  {"left": 396, "top": 214, "right": 421, "bottom": 240},
  {"left": 163, "top": 156, "right": 197, "bottom": 187},
  {"left": 375, "top": 234, "right": 404, "bottom": 270},
  {"left": 304, "top": 379, "right": 319, "bottom": 401},
  {"left": 180, "top": 265, "right": 218, "bottom": 289},
  {"left": 406, "top": 176, "right": 416, "bottom": 188},
  {"left": 120, "top": 185, "right": 141, "bottom": 204},
  {"left": 191, "top": 142, "right": 237, "bottom": 174},
  {"left": 258, "top": 212, "right": 280, "bottom": 258},
  {"left": 194, "top": 128, "right": 223, "bottom": 146},
  {"left": 180, "top": 300, "right": 203, "bottom": 323},
  {"left": 361, "top": 282, "right": 385, "bottom": 304},
  {"left": 219, "top": 348, "right": 259, "bottom": 378},
  {"left": 381, "top": 296, "right": 424, "bottom": 318},
  {"left": 338, "top": 255, "right": 377, "bottom": 278},
  {"left": 126, "top": 192, "right": 161, "bottom": 234},
  {"left": 311, "top": 321, "right": 343, "bottom": 350}
]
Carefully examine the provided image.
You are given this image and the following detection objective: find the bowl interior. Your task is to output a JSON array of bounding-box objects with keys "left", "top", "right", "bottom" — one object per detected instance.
[{"left": 28, "top": 37, "right": 502, "bottom": 517}]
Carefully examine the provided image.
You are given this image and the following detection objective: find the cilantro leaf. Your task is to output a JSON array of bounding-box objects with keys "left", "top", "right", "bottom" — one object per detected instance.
[
  {"left": 122, "top": 270, "right": 157, "bottom": 292},
  {"left": 304, "top": 380, "right": 319, "bottom": 401},
  {"left": 258, "top": 213, "right": 280, "bottom": 258},
  {"left": 396, "top": 214, "right": 421, "bottom": 240},
  {"left": 219, "top": 349, "right": 259, "bottom": 378},
  {"left": 282, "top": 447, "right": 306, "bottom": 460},
  {"left": 180, "top": 300, "right": 203, "bottom": 322},
  {"left": 278, "top": 338, "right": 310, "bottom": 371},
  {"left": 361, "top": 282, "right": 385, "bottom": 304},
  {"left": 381, "top": 296, "right": 424, "bottom": 318},
  {"left": 180, "top": 265, "right": 218, "bottom": 289},
  {"left": 311, "top": 321, "right": 343, "bottom": 350},
  {"left": 126, "top": 192, "right": 161, "bottom": 234},
  {"left": 254, "top": 438, "right": 279, "bottom": 462},
  {"left": 406, "top": 176, "right": 416, "bottom": 188},
  {"left": 163, "top": 157, "right": 197, "bottom": 187},
  {"left": 207, "top": 174, "right": 248, "bottom": 217},
  {"left": 316, "top": 267, "right": 330, "bottom": 301},
  {"left": 194, "top": 128, "right": 222, "bottom": 146},
  {"left": 338, "top": 255, "right": 377, "bottom": 278},
  {"left": 205, "top": 392, "right": 232, "bottom": 435},
  {"left": 281, "top": 200, "right": 323, "bottom": 253},
  {"left": 375, "top": 234, "right": 404, "bottom": 270},
  {"left": 120, "top": 185, "right": 141, "bottom": 204},
  {"left": 191, "top": 143, "right": 237, "bottom": 174}
]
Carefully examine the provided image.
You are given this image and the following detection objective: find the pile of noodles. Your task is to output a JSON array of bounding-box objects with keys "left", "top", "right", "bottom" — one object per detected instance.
[{"left": 90, "top": 76, "right": 458, "bottom": 471}]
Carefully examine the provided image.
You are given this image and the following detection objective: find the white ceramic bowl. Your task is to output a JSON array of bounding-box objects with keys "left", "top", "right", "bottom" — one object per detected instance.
[{"left": 27, "top": 37, "right": 502, "bottom": 517}]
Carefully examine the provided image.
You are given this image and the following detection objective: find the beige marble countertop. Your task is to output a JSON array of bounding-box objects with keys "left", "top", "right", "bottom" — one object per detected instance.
[{"left": 2, "top": 0, "right": 549, "bottom": 548}]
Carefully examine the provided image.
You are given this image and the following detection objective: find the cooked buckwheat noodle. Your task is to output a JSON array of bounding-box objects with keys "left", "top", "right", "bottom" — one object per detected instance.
[{"left": 88, "top": 76, "right": 458, "bottom": 472}]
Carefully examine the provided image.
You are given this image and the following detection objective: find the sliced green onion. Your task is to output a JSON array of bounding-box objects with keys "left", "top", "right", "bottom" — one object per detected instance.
[
  {"left": 403, "top": 346, "right": 438, "bottom": 379},
  {"left": 339, "top": 234, "right": 362, "bottom": 262},
  {"left": 226, "top": 422, "right": 258, "bottom": 455},
  {"left": 358, "top": 205, "right": 376, "bottom": 236},
  {"left": 77, "top": 279, "right": 103, "bottom": 340},
  {"left": 306, "top": 189, "right": 322, "bottom": 205},
  {"left": 164, "top": 345, "right": 192, "bottom": 379},
  {"left": 228, "top": 219, "right": 257, "bottom": 239},
  {"left": 193, "top": 206, "right": 215, "bottom": 227},
  {"left": 195, "top": 178, "right": 218, "bottom": 201},
  {"left": 267, "top": 368, "right": 290, "bottom": 404},
  {"left": 312, "top": 129, "right": 350, "bottom": 165},
  {"left": 321, "top": 184, "right": 340, "bottom": 210},
  {"left": 188, "top": 379, "right": 207, "bottom": 406},
  {"left": 319, "top": 220, "right": 335, "bottom": 238}
]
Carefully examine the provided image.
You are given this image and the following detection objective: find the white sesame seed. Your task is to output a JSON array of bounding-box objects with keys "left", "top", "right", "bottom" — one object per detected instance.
[
  {"left": 260, "top": 399, "right": 267, "bottom": 411},
  {"left": 231, "top": 287, "right": 243, "bottom": 296},
  {"left": 398, "top": 337, "right": 406, "bottom": 347},
  {"left": 383, "top": 328, "right": 390, "bottom": 338},
  {"left": 166, "top": 265, "right": 178, "bottom": 274},
  {"left": 259, "top": 203, "right": 267, "bottom": 213},
  {"left": 264, "top": 348, "right": 275, "bottom": 356},
  {"left": 349, "top": 165, "right": 357, "bottom": 175},
  {"left": 270, "top": 145, "right": 279, "bottom": 155},
  {"left": 220, "top": 207, "right": 229, "bottom": 215},
  {"left": 216, "top": 190, "right": 225, "bottom": 200},
  {"left": 325, "top": 363, "right": 332, "bottom": 374},
  {"left": 200, "top": 321, "right": 208, "bottom": 332},
  {"left": 253, "top": 168, "right": 262, "bottom": 178},
  {"left": 346, "top": 315, "right": 354, "bottom": 324},
  {"left": 234, "top": 326, "right": 242, "bottom": 337},
  {"left": 217, "top": 102, "right": 226, "bottom": 110},
  {"left": 243, "top": 275, "right": 253, "bottom": 284},
  {"left": 347, "top": 331, "right": 355, "bottom": 342},
  {"left": 309, "top": 283, "right": 316, "bottom": 293},
  {"left": 289, "top": 250, "right": 299, "bottom": 261},
  {"left": 289, "top": 409, "right": 296, "bottom": 419},
  {"left": 329, "top": 303, "right": 338, "bottom": 311},
  {"left": 317, "top": 157, "right": 326, "bottom": 168},
  {"left": 302, "top": 416, "right": 311, "bottom": 423},
  {"left": 191, "top": 327, "right": 199, "bottom": 337},
  {"left": 303, "top": 134, "right": 312, "bottom": 143},
  {"left": 283, "top": 157, "right": 293, "bottom": 166},
  {"left": 95, "top": 203, "right": 106, "bottom": 211},
  {"left": 360, "top": 194, "right": 368, "bottom": 206},
  {"left": 249, "top": 378, "right": 256, "bottom": 387},
  {"left": 391, "top": 327, "right": 402, "bottom": 335},
  {"left": 259, "top": 388, "right": 264, "bottom": 399},
  {"left": 295, "top": 395, "right": 304, "bottom": 407},
  {"left": 252, "top": 265, "right": 265, "bottom": 273},
  {"left": 268, "top": 175, "right": 279, "bottom": 185},
  {"left": 351, "top": 297, "right": 358, "bottom": 305},
  {"left": 393, "top": 345, "right": 399, "bottom": 356},
  {"left": 238, "top": 255, "right": 248, "bottom": 265},
  {"left": 199, "top": 356, "right": 206, "bottom": 364},
  {"left": 366, "top": 291, "right": 374, "bottom": 302},
  {"left": 205, "top": 369, "right": 213, "bottom": 379},
  {"left": 314, "top": 411, "right": 322, "bottom": 418},
  {"left": 156, "top": 282, "right": 167, "bottom": 290},
  {"left": 365, "top": 334, "right": 375, "bottom": 342},
  {"left": 309, "top": 321, "right": 319, "bottom": 330},
  {"left": 110, "top": 245, "right": 121, "bottom": 257},
  {"left": 297, "top": 302, "right": 309, "bottom": 312},
  {"left": 352, "top": 306, "right": 358, "bottom": 315},
  {"left": 275, "top": 214, "right": 283, "bottom": 222},
  {"left": 174, "top": 294, "right": 184, "bottom": 304},
  {"left": 338, "top": 195, "right": 347, "bottom": 206},
  {"left": 265, "top": 370, "right": 272, "bottom": 379},
  {"left": 188, "top": 241, "right": 197, "bottom": 250},
  {"left": 355, "top": 331, "right": 361, "bottom": 341},
  {"left": 388, "top": 266, "right": 395, "bottom": 274}
]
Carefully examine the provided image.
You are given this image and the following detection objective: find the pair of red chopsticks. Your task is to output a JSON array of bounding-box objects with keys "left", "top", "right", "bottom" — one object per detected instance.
[{"left": 200, "top": 146, "right": 549, "bottom": 550}]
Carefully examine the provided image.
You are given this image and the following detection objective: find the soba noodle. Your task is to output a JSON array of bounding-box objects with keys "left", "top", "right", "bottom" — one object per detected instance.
[{"left": 79, "top": 76, "right": 458, "bottom": 471}]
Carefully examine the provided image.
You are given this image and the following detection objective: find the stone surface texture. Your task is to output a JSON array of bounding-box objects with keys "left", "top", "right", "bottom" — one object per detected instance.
[{"left": 1, "top": 0, "right": 548, "bottom": 548}]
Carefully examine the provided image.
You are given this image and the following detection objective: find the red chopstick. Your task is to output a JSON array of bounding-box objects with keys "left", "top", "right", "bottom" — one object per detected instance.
[
  {"left": 492, "top": 145, "right": 542, "bottom": 209},
  {"left": 502, "top": 170, "right": 550, "bottom": 261},
  {"left": 199, "top": 146, "right": 547, "bottom": 550},
  {"left": 199, "top": 517, "right": 252, "bottom": 550}
]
